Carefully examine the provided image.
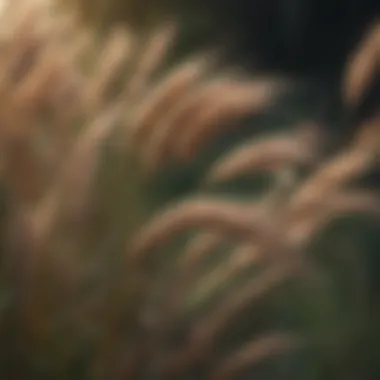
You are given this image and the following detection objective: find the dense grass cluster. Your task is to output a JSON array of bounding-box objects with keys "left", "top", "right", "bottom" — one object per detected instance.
[{"left": 0, "top": 0, "right": 378, "bottom": 379}]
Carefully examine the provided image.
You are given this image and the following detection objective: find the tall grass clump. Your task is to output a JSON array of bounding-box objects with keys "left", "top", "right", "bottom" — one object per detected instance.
[{"left": 0, "top": 0, "right": 378, "bottom": 379}]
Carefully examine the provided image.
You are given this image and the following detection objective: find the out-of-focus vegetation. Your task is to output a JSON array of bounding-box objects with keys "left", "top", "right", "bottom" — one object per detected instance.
[{"left": 0, "top": 0, "right": 378, "bottom": 379}]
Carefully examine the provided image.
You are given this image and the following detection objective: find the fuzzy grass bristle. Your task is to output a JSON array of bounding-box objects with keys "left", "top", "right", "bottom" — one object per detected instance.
[{"left": 0, "top": 0, "right": 379, "bottom": 379}]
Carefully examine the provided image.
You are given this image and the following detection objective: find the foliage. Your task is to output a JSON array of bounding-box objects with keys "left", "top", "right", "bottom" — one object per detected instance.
[{"left": 0, "top": 0, "right": 378, "bottom": 379}]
